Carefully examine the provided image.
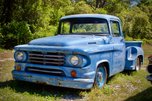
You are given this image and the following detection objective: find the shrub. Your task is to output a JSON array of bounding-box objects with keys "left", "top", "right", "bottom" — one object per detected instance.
[
  {"left": 1, "top": 21, "right": 32, "bottom": 49},
  {"left": 32, "top": 25, "right": 57, "bottom": 39}
]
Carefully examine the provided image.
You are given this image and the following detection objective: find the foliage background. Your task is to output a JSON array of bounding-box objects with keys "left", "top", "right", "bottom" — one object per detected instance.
[{"left": 0, "top": 0, "right": 152, "bottom": 48}]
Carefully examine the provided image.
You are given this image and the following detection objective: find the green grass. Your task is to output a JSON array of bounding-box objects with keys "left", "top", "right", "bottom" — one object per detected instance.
[
  {"left": 84, "top": 71, "right": 152, "bottom": 101},
  {"left": 143, "top": 43, "right": 152, "bottom": 65},
  {"left": 0, "top": 48, "right": 5, "bottom": 52},
  {"left": 0, "top": 44, "right": 152, "bottom": 101}
]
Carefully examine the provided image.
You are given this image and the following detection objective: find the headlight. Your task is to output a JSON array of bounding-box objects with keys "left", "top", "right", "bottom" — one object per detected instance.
[
  {"left": 70, "top": 56, "right": 80, "bottom": 66},
  {"left": 14, "top": 51, "right": 27, "bottom": 62},
  {"left": 66, "top": 55, "right": 89, "bottom": 67}
]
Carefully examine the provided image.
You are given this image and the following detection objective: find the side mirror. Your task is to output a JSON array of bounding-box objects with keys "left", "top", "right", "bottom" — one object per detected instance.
[{"left": 109, "top": 35, "right": 112, "bottom": 40}]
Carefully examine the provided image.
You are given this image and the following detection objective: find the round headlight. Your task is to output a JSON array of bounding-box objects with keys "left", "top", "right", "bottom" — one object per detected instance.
[
  {"left": 15, "top": 51, "right": 26, "bottom": 62},
  {"left": 70, "top": 56, "right": 79, "bottom": 66}
]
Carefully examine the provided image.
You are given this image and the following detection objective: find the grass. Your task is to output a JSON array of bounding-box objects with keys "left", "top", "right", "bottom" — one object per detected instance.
[
  {"left": 0, "top": 44, "right": 152, "bottom": 101},
  {"left": 142, "top": 43, "right": 152, "bottom": 65},
  {"left": 84, "top": 71, "right": 152, "bottom": 101}
]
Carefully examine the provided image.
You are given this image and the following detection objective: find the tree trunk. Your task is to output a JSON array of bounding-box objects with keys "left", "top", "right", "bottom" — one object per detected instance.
[{"left": 96, "top": 0, "right": 107, "bottom": 8}]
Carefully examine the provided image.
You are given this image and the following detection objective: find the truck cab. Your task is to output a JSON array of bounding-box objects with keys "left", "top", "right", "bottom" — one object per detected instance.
[{"left": 12, "top": 14, "right": 144, "bottom": 89}]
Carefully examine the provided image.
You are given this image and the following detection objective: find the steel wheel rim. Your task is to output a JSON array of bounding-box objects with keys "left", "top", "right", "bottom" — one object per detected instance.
[
  {"left": 95, "top": 67, "right": 106, "bottom": 88},
  {"left": 136, "top": 58, "right": 141, "bottom": 71}
]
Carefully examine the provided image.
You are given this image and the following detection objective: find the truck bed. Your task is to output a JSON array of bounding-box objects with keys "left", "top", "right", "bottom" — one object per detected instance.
[
  {"left": 125, "top": 41, "right": 142, "bottom": 48},
  {"left": 125, "top": 41, "right": 143, "bottom": 70}
]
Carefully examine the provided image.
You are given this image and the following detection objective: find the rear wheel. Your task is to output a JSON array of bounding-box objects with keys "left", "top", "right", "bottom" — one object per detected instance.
[
  {"left": 135, "top": 57, "right": 141, "bottom": 71},
  {"left": 94, "top": 65, "right": 107, "bottom": 88}
]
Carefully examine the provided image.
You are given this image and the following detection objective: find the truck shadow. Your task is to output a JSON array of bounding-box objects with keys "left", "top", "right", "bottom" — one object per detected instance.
[
  {"left": 0, "top": 80, "right": 84, "bottom": 100},
  {"left": 122, "top": 70, "right": 137, "bottom": 75},
  {"left": 125, "top": 87, "right": 152, "bottom": 101}
]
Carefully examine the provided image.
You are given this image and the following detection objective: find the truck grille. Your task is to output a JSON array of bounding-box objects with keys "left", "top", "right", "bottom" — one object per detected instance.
[
  {"left": 28, "top": 51, "right": 65, "bottom": 66},
  {"left": 26, "top": 67, "right": 65, "bottom": 76}
]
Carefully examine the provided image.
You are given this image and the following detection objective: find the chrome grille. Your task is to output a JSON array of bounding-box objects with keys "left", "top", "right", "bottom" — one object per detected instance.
[{"left": 28, "top": 51, "right": 65, "bottom": 66}]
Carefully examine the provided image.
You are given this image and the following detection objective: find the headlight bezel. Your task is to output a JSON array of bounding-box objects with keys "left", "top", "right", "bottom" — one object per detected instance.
[
  {"left": 14, "top": 51, "right": 27, "bottom": 62},
  {"left": 66, "top": 55, "right": 89, "bottom": 67}
]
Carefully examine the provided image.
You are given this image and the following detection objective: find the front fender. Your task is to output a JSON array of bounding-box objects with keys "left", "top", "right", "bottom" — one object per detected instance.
[{"left": 96, "top": 60, "right": 111, "bottom": 77}]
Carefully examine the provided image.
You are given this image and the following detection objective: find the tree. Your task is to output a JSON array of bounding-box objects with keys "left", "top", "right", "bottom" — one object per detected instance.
[
  {"left": 0, "top": 0, "right": 15, "bottom": 25},
  {"left": 0, "top": 0, "right": 152, "bottom": 49},
  {"left": 95, "top": 0, "right": 107, "bottom": 8}
]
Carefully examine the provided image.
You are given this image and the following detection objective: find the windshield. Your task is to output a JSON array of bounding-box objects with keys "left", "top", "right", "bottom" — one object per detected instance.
[{"left": 58, "top": 18, "right": 109, "bottom": 35}]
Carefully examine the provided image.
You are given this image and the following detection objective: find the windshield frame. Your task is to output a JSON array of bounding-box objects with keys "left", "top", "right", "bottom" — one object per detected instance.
[{"left": 57, "top": 18, "right": 110, "bottom": 36}]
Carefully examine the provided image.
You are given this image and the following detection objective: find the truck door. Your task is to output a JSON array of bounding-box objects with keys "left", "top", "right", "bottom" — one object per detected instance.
[{"left": 110, "top": 20, "right": 125, "bottom": 74}]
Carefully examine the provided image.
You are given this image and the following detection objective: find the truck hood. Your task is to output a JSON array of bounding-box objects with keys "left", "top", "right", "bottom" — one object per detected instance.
[{"left": 28, "top": 35, "right": 110, "bottom": 46}]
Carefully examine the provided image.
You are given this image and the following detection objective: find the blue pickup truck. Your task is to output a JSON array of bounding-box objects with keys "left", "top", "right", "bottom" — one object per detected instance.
[{"left": 12, "top": 14, "right": 144, "bottom": 89}]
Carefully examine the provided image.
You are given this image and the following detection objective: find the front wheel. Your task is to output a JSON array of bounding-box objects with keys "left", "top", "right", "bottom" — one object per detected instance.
[
  {"left": 94, "top": 65, "right": 107, "bottom": 88},
  {"left": 135, "top": 57, "right": 141, "bottom": 71}
]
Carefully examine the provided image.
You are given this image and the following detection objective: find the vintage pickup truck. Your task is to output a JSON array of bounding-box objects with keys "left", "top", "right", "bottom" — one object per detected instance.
[
  {"left": 147, "top": 55, "right": 152, "bottom": 83},
  {"left": 12, "top": 14, "right": 144, "bottom": 89}
]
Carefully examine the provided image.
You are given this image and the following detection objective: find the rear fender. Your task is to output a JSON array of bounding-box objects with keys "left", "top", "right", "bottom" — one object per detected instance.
[{"left": 125, "top": 46, "right": 144, "bottom": 70}]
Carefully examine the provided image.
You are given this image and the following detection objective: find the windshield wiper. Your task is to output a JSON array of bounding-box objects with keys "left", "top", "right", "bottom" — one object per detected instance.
[{"left": 94, "top": 33, "right": 109, "bottom": 36}]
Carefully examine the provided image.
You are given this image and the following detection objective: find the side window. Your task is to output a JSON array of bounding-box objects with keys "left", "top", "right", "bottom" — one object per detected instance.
[
  {"left": 111, "top": 21, "right": 121, "bottom": 37},
  {"left": 61, "top": 22, "right": 70, "bottom": 34}
]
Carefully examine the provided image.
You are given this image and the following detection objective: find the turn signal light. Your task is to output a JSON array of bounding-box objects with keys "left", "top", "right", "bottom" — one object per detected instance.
[
  {"left": 71, "top": 70, "right": 77, "bottom": 78},
  {"left": 15, "top": 65, "right": 21, "bottom": 71}
]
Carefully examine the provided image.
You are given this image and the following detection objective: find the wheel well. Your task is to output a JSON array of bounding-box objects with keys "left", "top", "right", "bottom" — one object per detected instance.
[{"left": 98, "top": 62, "right": 109, "bottom": 77}]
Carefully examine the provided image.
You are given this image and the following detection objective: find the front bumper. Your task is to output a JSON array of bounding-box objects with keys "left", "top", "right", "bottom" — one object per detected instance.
[{"left": 12, "top": 70, "right": 94, "bottom": 89}]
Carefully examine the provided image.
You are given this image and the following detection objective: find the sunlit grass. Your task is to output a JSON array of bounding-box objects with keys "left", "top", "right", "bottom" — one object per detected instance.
[
  {"left": 0, "top": 48, "right": 5, "bottom": 53},
  {"left": 82, "top": 70, "right": 152, "bottom": 101},
  {"left": 143, "top": 44, "right": 152, "bottom": 65}
]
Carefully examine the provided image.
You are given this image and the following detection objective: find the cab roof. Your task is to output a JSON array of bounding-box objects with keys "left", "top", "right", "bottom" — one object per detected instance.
[{"left": 60, "top": 14, "right": 120, "bottom": 21}]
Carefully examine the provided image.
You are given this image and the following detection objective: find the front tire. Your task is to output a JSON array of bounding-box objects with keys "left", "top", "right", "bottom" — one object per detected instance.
[
  {"left": 135, "top": 57, "right": 141, "bottom": 71},
  {"left": 94, "top": 65, "right": 107, "bottom": 88}
]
